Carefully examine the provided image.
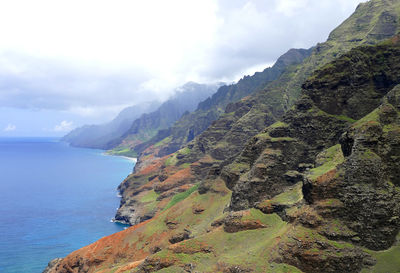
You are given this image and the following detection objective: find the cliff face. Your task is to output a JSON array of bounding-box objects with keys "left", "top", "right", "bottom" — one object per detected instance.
[
  {"left": 126, "top": 48, "right": 313, "bottom": 158},
  {"left": 225, "top": 42, "right": 400, "bottom": 211},
  {"left": 49, "top": 1, "right": 400, "bottom": 272},
  {"left": 113, "top": 48, "right": 312, "bottom": 226},
  {"left": 50, "top": 38, "right": 400, "bottom": 273},
  {"left": 114, "top": 0, "right": 400, "bottom": 228}
]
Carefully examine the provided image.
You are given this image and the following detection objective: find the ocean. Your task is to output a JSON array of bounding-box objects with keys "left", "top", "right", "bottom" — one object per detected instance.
[{"left": 0, "top": 138, "right": 134, "bottom": 273}]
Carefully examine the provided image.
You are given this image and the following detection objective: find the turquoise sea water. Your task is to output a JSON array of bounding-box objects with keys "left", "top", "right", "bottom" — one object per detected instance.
[{"left": 0, "top": 138, "right": 134, "bottom": 273}]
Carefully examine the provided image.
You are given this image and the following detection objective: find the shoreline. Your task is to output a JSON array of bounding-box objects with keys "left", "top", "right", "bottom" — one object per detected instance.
[{"left": 102, "top": 152, "right": 137, "bottom": 163}]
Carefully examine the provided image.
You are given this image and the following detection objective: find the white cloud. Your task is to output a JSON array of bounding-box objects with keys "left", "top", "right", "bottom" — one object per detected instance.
[
  {"left": 53, "top": 120, "right": 74, "bottom": 132},
  {"left": 4, "top": 124, "right": 16, "bottom": 132},
  {"left": 0, "top": 0, "right": 366, "bottom": 118}
]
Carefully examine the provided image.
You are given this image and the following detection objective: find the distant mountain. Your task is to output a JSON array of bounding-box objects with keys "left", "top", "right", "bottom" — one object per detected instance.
[
  {"left": 127, "top": 48, "right": 312, "bottom": 157},
  {"left": 49, "top": 1, "right": 400, "bottom": 273},
  {"left": 108, "top": 82, "right": 222, "bottom": 156},
  {"left": 62, "top": 101, "right": 160, "bottom": 149},
  {"left": 64, "top": 82, "right": 220, "bottom": 152}
]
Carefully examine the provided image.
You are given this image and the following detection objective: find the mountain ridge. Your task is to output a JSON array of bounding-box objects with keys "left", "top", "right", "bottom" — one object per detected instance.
[
  {"left": 127, "top": 47, "right": 313, "bottom": 158},
  {"left": 46, "top": 1, "right": 400, "bottom": 272},
  {"left": 63, "top": 82, "right": 220, "bottom": 152}
]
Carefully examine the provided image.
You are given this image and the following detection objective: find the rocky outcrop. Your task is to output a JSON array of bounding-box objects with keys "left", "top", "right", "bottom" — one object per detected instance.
[
  {"left": 137, "top": 47, "right": 313, "bottom": 158},
  {"left": 270, "top": 86, "right": 400, "bottom": 272},
  {"left": 43, "top": 258, "right": 63, "bottom": 273},
  {"left": 113, "top": 0, "right": 400, "bottom": 231},
  {"left": 112, "top": 48, "right": 312, "bottom": 226},
  {"left": 303, "top": 86, "right": 400, "bottom": 250},
  {"left": 50, "top": 2, "right": 400, "bottom": 272},
  {"left": 225, "top": 40, "right": 400, "bottom": 211}
]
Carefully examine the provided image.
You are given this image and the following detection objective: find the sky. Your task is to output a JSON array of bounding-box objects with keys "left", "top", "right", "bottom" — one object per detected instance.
[{"left": 0, "top": 0, "right": 366, "bottom": 137}]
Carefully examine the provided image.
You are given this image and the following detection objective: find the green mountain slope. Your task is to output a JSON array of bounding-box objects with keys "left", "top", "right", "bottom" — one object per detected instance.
[
  {"left": 139, "top": 0, "right": 400, "bottom": 164},
  {"left": 117, "top": 48, "right": 312, "bottom": 157},
  {"left": 106, "top": 82, "right": 221, "bottom": 156},
  {"left": 113, "top": 0, "right": 400, "bottom": 228},
  {"left": 46, "top": 1, "right": 400, "bottom": 272},
  {"left": 63, "top": 82, "right": 219, "bottom": 151},
  {"left": 62, "top": 101, "right": 160, "bottom": 149},
  {"left": 48, "top": 36, "right": 400, "bottom": 273}
]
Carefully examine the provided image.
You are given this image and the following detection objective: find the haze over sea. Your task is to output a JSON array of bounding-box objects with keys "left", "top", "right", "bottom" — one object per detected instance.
[{"left": 0, "top": 137, "right": 134, "bottom": 273}]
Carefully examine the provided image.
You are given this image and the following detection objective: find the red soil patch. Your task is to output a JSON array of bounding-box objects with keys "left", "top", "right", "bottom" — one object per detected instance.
[
  {"left": 315, "top": 168, "right": 337, "bottom": 184},
  {"left": 114, "top": 259, "right": 144, "bottom": 273},
  {"left": 51, "top": 220, "right": 153, "bottom": 273},
  {"left": 154, "top": 168, "right": 193, "bottom": 193},
  {"left": 157, "top": 184, "right": 193, "bottom": 200}
]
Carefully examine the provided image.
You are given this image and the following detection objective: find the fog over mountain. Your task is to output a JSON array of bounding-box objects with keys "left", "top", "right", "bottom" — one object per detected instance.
[{"left": 0, "top": 0, "right": 365, "bottom": 136}]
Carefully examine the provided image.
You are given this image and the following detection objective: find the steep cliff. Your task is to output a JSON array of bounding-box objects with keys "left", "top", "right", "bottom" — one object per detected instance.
[
  {"left": 126, "top": 48, "right": 312, "bottom": 157},
  {"left": 113, "top": 48, "right": 312, "bottom": 226},
  {"left": 49, "top": 37, "right": 400, "bottom": 273},
  {"left": 114, "top": 0, "right": 400, "bottom": 227},
  {"left": 48, "top": 1, "right": 400, "bottom": 272}
]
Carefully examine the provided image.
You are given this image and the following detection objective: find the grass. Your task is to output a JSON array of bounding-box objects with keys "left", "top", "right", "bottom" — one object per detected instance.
[
  {"left": 362, "top": 233, "right": 400, "bottom": 273},
  {"left": 270, "top": 121, "right": 289, "bottom": 128},
  {"left": 154, "top": 136, "right": 172, "bottom": 148},
  {"left": 139, "top": 190, "right": 159, "bottom": 203},
  {"left": 269, "top": 182, "right": 303, "bottom": 206},
  {"left": 178, "top": 147, "right": 191, "bottom": 155},
  {"left": 107, "top": 146, "right": 138, "bottom": 157},
  {"left": 332, "top": 114, "right": 357, "bottom": 123},
  {"left": 269, "top": 137, "right": 296, "bottom": 142},
  {"left": 255, "top": 131, "right": 295, "bottom": 143},
  {"left": 308, "top": 144, "right": 344, "bottom": 180},
  {"left": 165, "top": 154, "right": 178, "bottom": 166},
  {"left": 353, "top": 108, "right": 380, "bottom": 128},
  {"left": 227, "top": 162, "right": 249, "bottom": 173},
  {"left": 163, "top": 184, "right": 199, "bottom": 211},
  {"left": 180, "top": 163, "right": 191, "bottom": 169},
  {"left": 243, "top": 209, "right": 284, "bottom": 226},
  {"left": 383, "top": 124, "right": 400, "bottom": 133},
  {"left": 149, "top": 211, "right": 290, "bottom": 272},
  {"left": 362, "top": 149, "right": 380, "bottom": 160}
]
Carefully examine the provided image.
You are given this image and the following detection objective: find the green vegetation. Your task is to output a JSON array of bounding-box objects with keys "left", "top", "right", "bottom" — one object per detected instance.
[
  {"left": 140, "top": 190, "right": 159, "bottom": 203},
  {"left": 178, "top": 147, "right": 191, "bottom": 155},
  {"left": 269, "top": 121, "right": 289, "bottom": 128},
  {"left": 139, "top": 190, "right": 160, "bottom": 213},
  {"left": 332, "top": 115, "right": 357, "bottom": 123},
  {"left": 308, "top": 144, "right": 344, "bottom": 180},
  {"left": 56, "top": 3, "right": 400, "bottom": 272},
  {"left": 254, "top": 132, "right": 295, "bottom": 143},
  {"left": 227, "top": 162, "right": 249, "bottom": 173},
  {"left": 353, "top": 108, "right": 380, "bottom": 128},
  {"left": 268, "top": 136, "right": 296, "bottom": 142},
  {"left": 243, "top": 209, "right": 284, "bottom": 226},
  {"left": 362, "top": 233, "right": 400, "bottom": 273},
  {"left": 107, "top": 146, "right": 138, "bottom": 157},
  {"left": 362, "top": 149, "right": 380, "bottom": 160},
  {"left": 163, "top": 184, "right": 199, "bottom": 211},
  {"left": 165, "top": 154, "right": 178, "bottom": 166},
  {"left": 270, "top": 183, "right": 303, "bottom": 206},
  {"left": 154, "top": 136, "right": 172, "bottom": 148},
  {"left": 147, "top": 210, "right": 290, "bottom": 273}
]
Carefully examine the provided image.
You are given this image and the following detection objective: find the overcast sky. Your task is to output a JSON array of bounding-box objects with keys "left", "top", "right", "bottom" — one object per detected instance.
[{"left": 0, "top": 0, "right": 366, "bottom": 136}]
